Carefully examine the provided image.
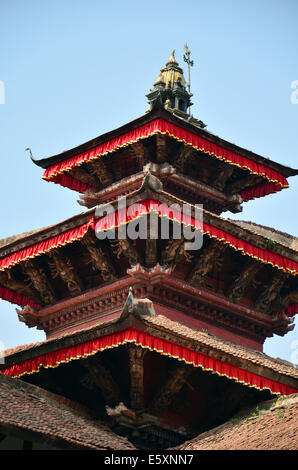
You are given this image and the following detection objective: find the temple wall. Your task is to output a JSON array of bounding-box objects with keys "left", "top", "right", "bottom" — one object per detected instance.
[{"left": 154, "top": 304, "right": 263, "bottom": 351}]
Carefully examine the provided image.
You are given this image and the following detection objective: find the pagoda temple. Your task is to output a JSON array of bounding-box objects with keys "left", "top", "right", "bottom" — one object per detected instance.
[{"left": 0, "top": 50, "right": 298, "bottom": 450}]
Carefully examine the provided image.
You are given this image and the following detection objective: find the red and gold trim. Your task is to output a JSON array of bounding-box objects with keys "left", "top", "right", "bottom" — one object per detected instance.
[
  {"left": 94, "top": 198, "right": 298, "bottom": 276},
  {"left": 49, "top": 173, "right": 96, "bottom": 193},
  {"left": 0, "top": 284, "right": 41, "bottom": 309},
  {"left": 240, "top": 181, "right": 285, "bottom": 202},
  {"left": 1, "top": 199, "right": 298, "bottom": 309},
  {"left": 42, "top": 119, "right": 289, "bottom": 201},
  {"left": 283, "top": 303, "right": 298, "bottom": 317},
  {"left": 1, "top": 327, "right": 297, "bottom": 395},
  {"left": 0, "top": 215, "right": 95, "bottom": 272}
]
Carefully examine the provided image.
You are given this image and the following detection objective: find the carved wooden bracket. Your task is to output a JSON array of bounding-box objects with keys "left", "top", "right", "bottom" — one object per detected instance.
[
  {"left": 188, "top": 239, "right": 226, "bottom": 284},
  {"left": 88, "top": 160, "right": 113, "bottom": 186},
  {"left": 150, "top": 365, "right": 192, "bottom": 415},
  {"left": 81, "top": 232, "right": 117, "bottom": 281},
  {"left": 111, "top": 238, "right": 140, "bottom": 266},
  {"left": 228, "top": 261, "right": 260, "bottom": 303},
  {"left": 48, "top": 249, "right": 83, "bottom": 296},
  {"left": 81, "top": 356, "right": 122, "bottom": 406},
  {"left": 22, "top": 260, "right": 56, "bottom": 305},
  {"left": 255, "top": 271, "right": 288, "bottom": 313}
]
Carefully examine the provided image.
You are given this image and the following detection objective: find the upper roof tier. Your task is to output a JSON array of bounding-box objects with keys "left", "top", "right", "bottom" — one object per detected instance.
[{"left": 30, "top": 104, "right": 298, "bottom": 211}]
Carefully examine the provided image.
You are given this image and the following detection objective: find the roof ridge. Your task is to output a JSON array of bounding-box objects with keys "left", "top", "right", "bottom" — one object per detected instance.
[
  {"left": 146, "top": 314, "right": 298, "bottom": 376},
  {"left": 229, "top": 219, "right": 298, "bottom": 240},
  {"left": 0, "top": 372, "right": 95, "bottom": 419}
]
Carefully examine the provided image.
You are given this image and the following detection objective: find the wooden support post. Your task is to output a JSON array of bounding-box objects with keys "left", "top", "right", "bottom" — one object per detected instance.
[{"left": 128, "top": 345, "right": 146, "bottom": 411}]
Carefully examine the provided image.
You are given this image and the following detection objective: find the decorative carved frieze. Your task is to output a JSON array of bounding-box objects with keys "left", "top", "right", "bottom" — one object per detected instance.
[
  {"left": 150, "top": 282, "right": 272, "bottom": 342},
  {"left": 19, "top": 267, "right": 291, "bottom": 342},
  {"left": 38, "top": 285, "right": 133, "bottom": 333},
  {"left": 22, "top": 260, "right": 56, "bottom": 306}
]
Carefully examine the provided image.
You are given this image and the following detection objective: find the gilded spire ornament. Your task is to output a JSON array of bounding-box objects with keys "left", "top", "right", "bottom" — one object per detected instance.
[{"left": 146, "top": 47, "right": 206, "bottom": 128}]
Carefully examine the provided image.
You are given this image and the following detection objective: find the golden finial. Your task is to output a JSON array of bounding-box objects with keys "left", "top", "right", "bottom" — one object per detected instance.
[{"left": 166, "top": 49, "right": 178, "bottom": 66}]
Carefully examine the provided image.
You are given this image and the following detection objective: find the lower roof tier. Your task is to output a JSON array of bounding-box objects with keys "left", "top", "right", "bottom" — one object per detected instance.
[
  {"left": 1, "top": 304, "right": 297, "bottom": 448},
  {"left": 1, "top": 274, "right": 297, "bottom": 448}
]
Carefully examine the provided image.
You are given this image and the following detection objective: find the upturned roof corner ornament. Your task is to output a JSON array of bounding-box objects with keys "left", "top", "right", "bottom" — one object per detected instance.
[
  {"left": 16, "top": 304, "right": 37, "bottom": 327},
  {"left": 25, "top": 147, "right": 36, "bottom": 163}
]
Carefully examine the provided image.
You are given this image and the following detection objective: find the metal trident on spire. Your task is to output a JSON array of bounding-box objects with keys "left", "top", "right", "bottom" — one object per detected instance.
[
  {"left": 183, "top": 43, "right": 193, "bottom": 94},
  {"left": 183, "top": 44, "right": 193, "bottom": 115}
]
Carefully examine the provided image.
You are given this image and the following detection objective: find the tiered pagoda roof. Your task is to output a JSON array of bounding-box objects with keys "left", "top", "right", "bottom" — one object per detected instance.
[{"left": 1, "top": 50, "right": 297, "bottom": 449}]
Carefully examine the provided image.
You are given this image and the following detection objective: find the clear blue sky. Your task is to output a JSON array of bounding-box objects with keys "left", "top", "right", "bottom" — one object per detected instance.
[{"left": 0, "top": 0, "right": 297, "bottom": 363}]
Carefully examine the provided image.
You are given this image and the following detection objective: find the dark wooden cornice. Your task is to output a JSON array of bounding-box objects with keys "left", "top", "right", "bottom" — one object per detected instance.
[
  {"left": 1, "top": 174, "right": 298, "bottom": 269},
  {"left": 78, "top": 163, "right": 243, "bottom": 213},
  {"left": 31, "top": 104, "right": 298, "bottom": 178},
  {"left": 2, "top": 175, "right": 297, "bottom": 264},
  {"left": 96, "top": 178, "right": 298, "bottom": 263},
  {"left": 0, "top": 209, "right": 93, "bottom": 258}
]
